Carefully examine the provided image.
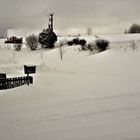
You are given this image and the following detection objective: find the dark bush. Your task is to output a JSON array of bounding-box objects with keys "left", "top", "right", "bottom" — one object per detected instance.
[
  {"left": 128, "top": 24, "right": 140, "bottom": 33},
  {"left": 26, "top": 34, "right": 38, "bottom": 50},
  {"left": 67, "top": 41, "right": 73, "bottom": 46},
  {"left": 79, "top": 39, "right": 87, "bottom": 46},
  {"left": 39, "top": 29, "right": 57, "bottom": 48},
  {"left": 73, "top": 38, "right": 80, "bottom": 45},
  {"left": 67, "top": 38, "right": 87, "bottom": 49},
  {"left": 67, "top": 38, "right": 87, "bottom": 46},
  {"left": 5, "top": 36, "right": 23, "bottom": 44},
  {"left": 95, "top": 39, "right": 109, "bottom": 52}
]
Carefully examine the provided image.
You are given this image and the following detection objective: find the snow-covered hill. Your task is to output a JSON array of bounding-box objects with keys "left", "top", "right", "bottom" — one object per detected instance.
[{"left": 0, "top": 34, "right": 140, "bottom": 140}]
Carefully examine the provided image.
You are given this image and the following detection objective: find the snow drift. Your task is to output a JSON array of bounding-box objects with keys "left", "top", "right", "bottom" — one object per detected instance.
[{"left": 0, "top": 34, "right": 140, "bottom": 140}]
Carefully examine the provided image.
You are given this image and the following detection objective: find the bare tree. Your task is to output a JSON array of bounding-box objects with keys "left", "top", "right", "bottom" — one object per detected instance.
[
  {"left": 87, "top": 27, "right": 92, "bottom": 35},
  {"left": 26, "top": 34, "right": 38, "bottom": 50},
  {"left": 130, "top": 40, "right": 137, "bottom": 50},
  {"left": 59, "top": 45, "right": 65, "bottom": 61},
  {"left": 124, "top": 30, "right": 128, "bottom": 34}
]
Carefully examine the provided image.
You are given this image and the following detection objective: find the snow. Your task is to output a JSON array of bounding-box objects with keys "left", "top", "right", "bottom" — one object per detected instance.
[{"left": 0, "top": 34, "right": 140, "bottom": 140}]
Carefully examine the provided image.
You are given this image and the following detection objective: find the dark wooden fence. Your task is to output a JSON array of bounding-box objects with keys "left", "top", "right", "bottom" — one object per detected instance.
[{"left": 0, "top": 76, "right": 33, "bottom": 90}]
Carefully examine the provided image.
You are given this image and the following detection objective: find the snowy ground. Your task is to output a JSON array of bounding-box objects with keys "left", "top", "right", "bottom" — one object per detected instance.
[{"left": 0, "top": 34, "right": 140, "bottom": 140}]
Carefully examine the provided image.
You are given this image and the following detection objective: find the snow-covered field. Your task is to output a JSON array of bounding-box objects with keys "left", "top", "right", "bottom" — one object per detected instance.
[{"left": 0, "top": 34, "right": 140, "bottom": 140}]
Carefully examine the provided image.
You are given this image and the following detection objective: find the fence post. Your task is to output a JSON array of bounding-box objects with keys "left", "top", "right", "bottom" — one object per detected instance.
[{"left": 27, "top": 74, "right": 29, "bottom": 85}]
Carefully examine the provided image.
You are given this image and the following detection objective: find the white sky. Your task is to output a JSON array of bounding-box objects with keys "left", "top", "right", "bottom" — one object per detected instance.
[{"left": 0, "top": 0, "right": 140, "bottom": 36}]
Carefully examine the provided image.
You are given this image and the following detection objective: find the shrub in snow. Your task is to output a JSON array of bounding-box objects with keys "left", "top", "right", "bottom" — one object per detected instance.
[
  {"left": 13, "top": 44, "right": 22, "bottom": 51},
  {"left": 73, "top": 38, "right": 80, "bottom": 45},
  {"left": 81, "top": 45, "right": 88, "bottom": 51},
  {"left": 130, "top": 40, "right": 137, "bottom": 50},
  {"left": 67, "top": 41, "right": 73, "bottom": 46},
  {"left": 86, "top": 42, "right": 99, "bottom": 54},
  {"left": 67, "top": 38, "right": 87, "bottom": 46},
  {"left": 79, "top": 39, "right": 87, "bottom": 46},
  {"left": 95, "top": 39, "right": 109, "bottom": 52},
  {"left": 5, "top": 36, "right": 23, "bottom": 44},
  {"left": 128, "top": 24, "right": 140, "bottom": 33},
  {"left": 67, "top": 38, "right": 87, "bottom": 51},
  {"left": 87, "top": 43, "right": 95, "bottom": 52},
  {"left": 26, "top": 34, "right": 38, "bottom": 50}
]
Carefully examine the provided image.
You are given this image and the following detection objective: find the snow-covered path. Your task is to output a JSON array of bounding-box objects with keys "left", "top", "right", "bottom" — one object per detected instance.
[{"left": 0, "top": 87, "right": 140, "bottom": 140}]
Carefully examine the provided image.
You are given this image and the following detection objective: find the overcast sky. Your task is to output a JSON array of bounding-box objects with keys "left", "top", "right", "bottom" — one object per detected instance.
[{"left": 0, "top": 0, "right": 140, "bottom": 36}]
